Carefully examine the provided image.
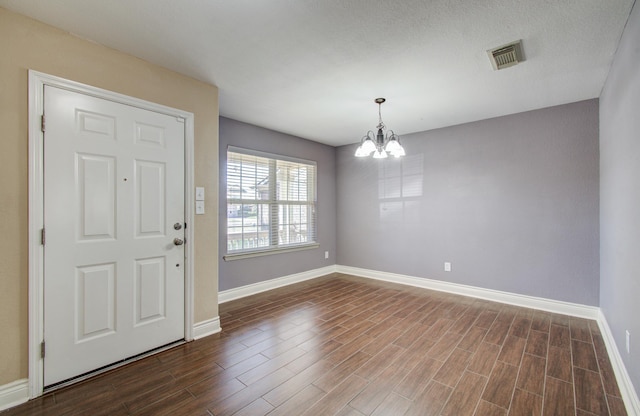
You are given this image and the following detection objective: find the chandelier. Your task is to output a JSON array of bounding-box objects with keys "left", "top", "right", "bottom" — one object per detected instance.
[{"left": 355, "top": 98, "right": 406, "bottom": 159}]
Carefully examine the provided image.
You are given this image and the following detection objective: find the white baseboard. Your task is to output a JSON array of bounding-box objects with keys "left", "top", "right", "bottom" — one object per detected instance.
[
  {"left": 193, "top": 316, "right": 221, "bottom": 340},
  {"left": 218, "top": 265, "right": 337, "bottom": 303},
  {"left": 597, "top": 311, "right": 640, "bottom": 415},
  {"left": 336, "top": 265, "right": 599, "bottom": 319},
  {"left": 0, "top": 379, "right": 28, "bottom": 411}
]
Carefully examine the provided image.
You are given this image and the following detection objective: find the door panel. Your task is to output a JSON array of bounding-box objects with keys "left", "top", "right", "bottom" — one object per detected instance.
[
  {"left": 77, "top": 154, "right": 116, "bottom": 240},
  {"left": 135, "top": 257, "right": 166, "bottom": 325},
  {"left": 136, "top": 161, "right": 166, "bottom": 236},
  {"left": 43, "top": 85, "right": 185, "bottom": 386},
  {"left": 76, "top": 263, "right": 116, "bottom": 341}
]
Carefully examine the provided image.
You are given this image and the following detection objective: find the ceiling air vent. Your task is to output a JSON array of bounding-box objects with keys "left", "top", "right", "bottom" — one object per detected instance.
[{"left": 488, "top": 40, "right": 524, "bottom": 70}]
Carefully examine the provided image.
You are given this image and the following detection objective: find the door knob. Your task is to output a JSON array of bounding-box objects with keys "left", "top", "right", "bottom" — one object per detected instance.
[{"left": 173, "top": 238, "right": 184, "bottom": 246}]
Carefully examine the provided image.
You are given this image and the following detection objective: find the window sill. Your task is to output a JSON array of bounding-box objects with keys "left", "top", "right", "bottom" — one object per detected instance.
[{"left": 223, "top": 243, "right": 320, "bottom": 261}]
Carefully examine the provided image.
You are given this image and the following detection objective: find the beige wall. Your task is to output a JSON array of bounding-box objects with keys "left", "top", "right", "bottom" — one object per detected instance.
[{"left": 0, "top": 7, "right": 219, "bottom": 385}]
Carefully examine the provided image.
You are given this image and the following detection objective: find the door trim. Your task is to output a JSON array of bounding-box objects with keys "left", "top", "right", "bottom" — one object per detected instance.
[{"left": 28, "top": 70, "right": 195, "bottom": 398}]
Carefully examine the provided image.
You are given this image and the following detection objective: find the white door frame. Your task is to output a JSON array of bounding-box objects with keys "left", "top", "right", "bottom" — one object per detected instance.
[{"left": 27, "top": 70, "right": 195, "bottom": 398}]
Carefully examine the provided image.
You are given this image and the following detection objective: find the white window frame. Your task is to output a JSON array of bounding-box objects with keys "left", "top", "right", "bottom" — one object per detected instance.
[{"left": 224, "top": 146, "right": 318, "bottom": 261}]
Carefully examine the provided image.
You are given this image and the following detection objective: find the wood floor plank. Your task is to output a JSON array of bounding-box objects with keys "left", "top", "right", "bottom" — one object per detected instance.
[
  {"left": 370, "top": 392, "right": 412, "bottom": 416},
  {"left": 267, "top": 384, "right": 325, "bottom": 416},
  {"left": 361, "top": 324, "right": 406, "bottom": 355},
  {"left": 458, "top": 326, "right": 488, "bottom": 352},
  {"left": 574, "top": 367, "right": 609, "bottom": 415},
  {"left": 335, "top": 406, "right": 366, "bottom": 416},
  {"left": 572, "top": 339, "right": 600, "bottom": 372},
  {"left": 187, "top": 353, "right": 268, "bottom": 397},
  {"left": 187, "top": 376, "right": 246, "bottom": 403},
  {"left": 354, "top": 344, "right": 404, "bottom": 380},
  {"left": 432, "top": 348, "right": 473, "bottom": 387},
  {"left": 440, "top": 371, "right": 487, "bottom": 416},
  {"left": 236, "top": 346, "right": 306, "bottom": 385},
  {"left": 549, "top": 324, "right": 571, "bottom": 349},
  {"left": 422, "top": 318, "right": 455, "bottom": 340},
  {"left": 260, "top": 330, "right": 318, "bottom": 359},
  {"left": 607, "top": 394, "right": 628, "bottom": 416},
  {"left": 509, "top": 316, "right": 532, "bottom": 339},
  {"left": 349, "top": 362, "right": 409, "bottom": 414},
  {"left": 543, "top": 377, "right": 576, "bottom": 416},
  {"left": 570, "top": 318, "right": 593, "bottom": 343},
  {"left": 404, "top": 380, "right": 453, "bottom": 416},
  {"left": 482, "top": 361, "right": 519, "bottom": 409},
  {"left": 426, "top": 332, "right": 463, "bottom": 361},
  {"left": 324, "top": 334, "right": 375, "bottom": 365},
  {"left": 468, "top": 341, "right": 501, "bottom": 377},
  {"left": 233, "top": 398, "right": 274, "bottom": 416},
  {"left": 314, "top": 351, "right": 372, "bottom": 393},
  {"left": 516, "top": 353, "right": 546, "bottom": 396},
  {"left": 264, "top": 359, "right": 334, "bottom": 407},
  {"left": 390, "top": 322, "right": 428, "bottom": 349},
  {"left": 474, "top": 310, "right": 499, "bottom": 329},
  {"left": 547, "top": 346, "right": 572, "bottom": 382},
  {"left": 592, "top": 333, "right": 623, "bottom": 398},
  {"left": 497, "top": 335, "right": 526, "bottom": 366},
  {"left": 530, "top": 312, "right": 551, "bottom": 332},
  {"left": 215, "top": 336, "right": 282, "bottom": 369},
  {"left": 132, "top": 390, "right": 197, "bottom": 416},
  {"left": 209, "top": 366, "right": 295, "bottom": 416},
  {"left": 525, "top": 329, "right": 549, "bottom": 358},
  {"left": 485, "top": 320, "right": 511, "bottom": 346},
  {"left": 474, "top": 400, "right": 507, "bottom": 416},
  {"left": 508, "top": 388, "right": 542, "bottom": 416},
  {"left": 450, "top": 313, "right": 478, "bottom": 335},
  {"left": 303, "top": 374, "right": 369, "bottom": 416},
  {"left": 393, "top": 357, "right": 442, "bottom": 400}
]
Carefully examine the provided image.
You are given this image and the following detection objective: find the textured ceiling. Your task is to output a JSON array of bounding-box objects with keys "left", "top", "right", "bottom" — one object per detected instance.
[{"left": 1, "top": 0, "right": 634, "bottom": 146}]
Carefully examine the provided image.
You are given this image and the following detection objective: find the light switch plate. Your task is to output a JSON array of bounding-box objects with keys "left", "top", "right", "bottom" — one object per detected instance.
[
  {"left": 195, "top": 187, "right": 205, "bottom": 201},
  {"left": 195, "top": 200, "right": 205, "bottom": 214}
]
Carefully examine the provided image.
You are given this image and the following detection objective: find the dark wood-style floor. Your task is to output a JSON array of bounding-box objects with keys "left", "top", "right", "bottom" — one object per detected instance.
[{"left": 3, "top": 274, "right": 627, "bottom": 416}]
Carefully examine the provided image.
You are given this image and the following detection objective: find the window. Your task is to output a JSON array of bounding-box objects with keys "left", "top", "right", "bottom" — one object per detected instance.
[{"left": 225, "top": 146, "right": 317, "bottom": 259}]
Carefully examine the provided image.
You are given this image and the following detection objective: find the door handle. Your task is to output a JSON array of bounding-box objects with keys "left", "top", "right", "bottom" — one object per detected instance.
[{"left": 173, "top": 238, "right": 184, "bottom": 246}]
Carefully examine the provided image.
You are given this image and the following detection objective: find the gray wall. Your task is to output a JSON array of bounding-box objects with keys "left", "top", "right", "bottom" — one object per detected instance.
[
  {"left": 600, "top": 1, "right": 640, "bottom": 395},
  {"left": 218, "top": 117, "right": 337, "bottom": 291},
  {"left": 337, "top": 100, "right": 600, "bottom": 305}
]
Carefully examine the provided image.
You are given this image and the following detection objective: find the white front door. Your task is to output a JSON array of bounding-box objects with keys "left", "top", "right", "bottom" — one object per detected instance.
[{"left": 43, "top": 85, "right": 185, "bottom": 386}]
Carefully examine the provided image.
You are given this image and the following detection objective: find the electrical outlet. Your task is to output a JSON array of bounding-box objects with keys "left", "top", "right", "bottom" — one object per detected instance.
[
  {"left": 444, "top": 262, "right": 451, "bottom": 272},
  {"left": 626, "top": 330, "right": 630, "bottom": 354},
  {"left": 324, "top": 251, "right": 329, "bottom": 259}
]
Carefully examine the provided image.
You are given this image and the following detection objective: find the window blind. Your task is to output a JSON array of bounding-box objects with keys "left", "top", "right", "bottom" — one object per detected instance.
[{"left": 226, "top": 147, "right": 317, "bottom": 256}]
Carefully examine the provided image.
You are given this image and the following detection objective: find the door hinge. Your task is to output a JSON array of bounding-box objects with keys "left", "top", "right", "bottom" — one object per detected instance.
[
  {"left": 41, "top": 341, "right": 45, "bottom": 359},
  {"left": 41, "top": 228, "right": 45, "bottom": 245},
  {"left": 41, "top": 115, "right": 45, "bottom": 133}
]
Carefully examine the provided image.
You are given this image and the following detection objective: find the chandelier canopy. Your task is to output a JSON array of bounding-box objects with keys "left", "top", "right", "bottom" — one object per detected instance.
[{"left": 355, "top": 98, "right": 406, "bottom": 159}]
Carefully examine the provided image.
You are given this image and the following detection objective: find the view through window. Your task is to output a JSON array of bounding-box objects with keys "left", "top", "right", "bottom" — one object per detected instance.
[{"left": 226, "top": 147, "right": 317, "bottom": 256}]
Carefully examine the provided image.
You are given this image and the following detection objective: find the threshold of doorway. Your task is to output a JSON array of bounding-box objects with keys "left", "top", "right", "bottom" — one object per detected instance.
[{"left": 43, "top": 339, "right": 186, "bottom": 394}]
